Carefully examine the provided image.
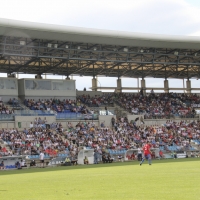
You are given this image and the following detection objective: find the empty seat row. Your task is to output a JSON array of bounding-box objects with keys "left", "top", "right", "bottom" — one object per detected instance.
[
  {"left": 168, "top": 146, "right": 177, "bottom": 151},
  {"left": 57, "top": 154, "right": 69, "bottom": 157},
  {"left": 27, "top": 154, "right": 69, "bottom": 159},
  {"left": 108, "top": 149, "right": 126, "bottom": 155},
  {"left": 28, "top": 155, "right": 50, "bottom": 159},
  {"left": 6, "top": 165, "right": 16, "bottom": 169}
]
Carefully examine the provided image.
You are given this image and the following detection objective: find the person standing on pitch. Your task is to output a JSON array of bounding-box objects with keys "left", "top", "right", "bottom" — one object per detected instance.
[
  {"left": 40, "top": 151, "right": 45, "bottom": 168},
  {"left": 137, "top": 145, "right": 142, "bottom": 161},
  {"left": 140, "top": 141, "right": 152, "bottom": 166}
]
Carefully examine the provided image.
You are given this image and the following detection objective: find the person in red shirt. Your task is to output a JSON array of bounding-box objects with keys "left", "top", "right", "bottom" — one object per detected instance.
[{"left": 140, "top": 141, "right": 152, "bottom": 166}]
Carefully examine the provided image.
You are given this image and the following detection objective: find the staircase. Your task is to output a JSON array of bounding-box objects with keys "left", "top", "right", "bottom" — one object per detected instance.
[
  {"left": 83, "top": 103, "right": 129, "bottom": 118},
  {"left": 113, "top": 103, "right": 129, "bottom": 118},
  {"left": 191, "top": 140, "right": 200, "bottom": 151},
  {"left": 17, "top": 98, "right": 29, "bottom": 110}
]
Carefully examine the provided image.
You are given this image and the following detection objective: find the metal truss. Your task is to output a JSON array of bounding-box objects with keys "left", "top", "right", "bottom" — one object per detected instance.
[{"left": 0, "top": 36, "right": 200, "bottom": 79}]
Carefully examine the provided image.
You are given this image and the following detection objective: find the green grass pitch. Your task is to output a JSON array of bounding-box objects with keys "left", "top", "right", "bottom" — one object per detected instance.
[{"left": 0, "top": 159, "right": 200, "bottom": 200}]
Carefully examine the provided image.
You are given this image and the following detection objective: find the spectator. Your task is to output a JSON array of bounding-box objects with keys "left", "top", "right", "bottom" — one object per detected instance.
[
  {"left": 111, "top": 117, "right": 115, "bottom": 127},
  {"left": 94, "top": 150, "right": 98, "bottom": 164},
  {"left": 30, "top": 122, "right": 33, "bottom": 129},
  {"left": 102, "top": 154, "right": 108, "bottom": 163},
  {"left": 105, "top": 107, "right": 108, "bottom": 115},
  {"left": 137, "top": 146, "right": 142, "bottom": 161},
  {"left": 15, "top": 161, "right": 22, "bottom": 169},
  {"left": 107, "top": 154, "right": 113, "bottom": 163},
  {"left": 64, "top": 157, "right": 71, "bottom": 166},
  {"left": 30, "top": 160, "right": 36, "bottom": 167},
  {"left": 118, "top": 155, "right": 123, "bottom": 162},
  {"left": 0, "top": 161, "right": 4, "bottom": 170},
  {"left": 84, "top": 156, "right": 89, "bottom": 165},
  {"left": 39, "top": 151, "right": 45, "bottom": 168},
  {"left": 71, "top": 155, "right": 78, "bottom": 166},
  {"left": 21, "top": 160, "right": 27, "bottom": 168},
  {"left": 159, "top": 150, "right": 164, "bottom": 159}
]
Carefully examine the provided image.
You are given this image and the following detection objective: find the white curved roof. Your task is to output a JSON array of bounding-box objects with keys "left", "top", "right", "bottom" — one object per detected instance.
[{"left": 0, "top": 18, "right": 200, "bottom": 49}]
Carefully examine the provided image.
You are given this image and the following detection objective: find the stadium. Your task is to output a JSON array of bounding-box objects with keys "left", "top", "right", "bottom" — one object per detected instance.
[{"left": 0, "top": 16, "right": 200, "bottom": 200}]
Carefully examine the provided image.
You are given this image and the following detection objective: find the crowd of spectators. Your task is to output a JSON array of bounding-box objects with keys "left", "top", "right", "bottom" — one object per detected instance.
[
  {"left": 80, "top": 92, "right": 199, "bottom": 119},
  {"left": 8, "top": 98, "right": 20, "bottom": 107},
  {"left": 113, "top": 92, "right": 198, "bottom": 119},
  {"left": 0, "top": 144, "right": 9, "bottom": 156},
  {"left": 0, "top": 116, "right": 200, "bottom": 160},
  {"left": 23, "top": 92, "right": 200, "bottom": 120},
  {"left": 0, "top": 100, "right": 15, "bottom": 115},
  {"left": 24, "top": 98, "right": 91, "bottom": 114},
  {"left": 78, "top": 94, "right": 114, "bottom": 107},
  {"left": 0, "top": 117, "right": 66, "bottom": 157}
]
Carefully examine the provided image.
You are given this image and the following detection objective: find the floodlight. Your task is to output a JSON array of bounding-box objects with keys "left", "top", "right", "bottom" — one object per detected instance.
[
  {"left": 47, "top": 43, "right": 52, "bottom": 48},
  {"left": 77, "top": 46, "right": 80, "bottom": 50},
  {"left": 174, "top": 51, "right": 179, "bottom": 56},
  {"left": 140, "top": 49, "right": 144, "bottom": 53},
  {"left": 65, "top": 45, "right": 69, "bottom": 48},
  {"left": 123, "top": 48, "right": 128, "bottom": 52},
  {"left": 93, "top": 47, "right": 97, "bottom": 51},
  {"left": 20, "top": 41, "right": 25, "bottom": 45}
]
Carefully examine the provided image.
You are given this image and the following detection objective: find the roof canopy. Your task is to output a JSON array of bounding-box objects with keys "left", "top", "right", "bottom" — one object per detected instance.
[
  {"left": 1, "top": 18, "right": 200, "bottom": 49},
  {"left": 0, "top": 18, "right": 200, "bottom": 79}
]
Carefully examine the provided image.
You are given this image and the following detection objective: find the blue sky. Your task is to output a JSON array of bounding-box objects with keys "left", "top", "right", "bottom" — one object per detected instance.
[
  {"left": 0, "top": 0, "right": 200, "bottom": 92},
  {"left": 186, "top": 0, "right": 200, "bottom": 7}
]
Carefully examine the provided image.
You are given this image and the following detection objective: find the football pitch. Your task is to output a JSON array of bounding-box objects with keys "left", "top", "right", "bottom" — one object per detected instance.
[{"left": 0, "top": 159, "right": 200, "bottom": 200}]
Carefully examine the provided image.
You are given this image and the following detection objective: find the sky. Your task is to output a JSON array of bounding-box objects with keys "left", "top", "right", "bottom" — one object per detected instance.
[{"left": 0, "top": 0, "right": 200, "bottom": 92}]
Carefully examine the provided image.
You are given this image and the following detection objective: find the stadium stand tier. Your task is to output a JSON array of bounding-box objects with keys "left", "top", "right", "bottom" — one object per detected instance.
[
  {"left": 0, "top": 115, "right": 200, "bottom": 168},
  {"left": 0, "top": 19, "right": 200, "bottom": 169}
]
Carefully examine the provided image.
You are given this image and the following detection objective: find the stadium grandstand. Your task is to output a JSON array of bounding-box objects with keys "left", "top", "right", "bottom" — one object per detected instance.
[{"left": 0, "top": 18, "right": 200, "bottom": 169}]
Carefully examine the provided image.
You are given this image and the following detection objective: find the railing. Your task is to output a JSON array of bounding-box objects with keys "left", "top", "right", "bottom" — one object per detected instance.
[
  {"left": 56, "top": 113, "right": 98, "bottom": 120},
  {"left": 0, "top": 110, "right": 99, "bottom": 121},
  {"left": 0, "top": 114, "right": 15, "bottom": 121},
  {"left": 14, "top": 110, "right": 55, "bottom": 116},
  {"left": 144, "top": 113, "right": 199, "bottom": 119},
  {"left": 85, "top": 103, "right": 115, "bottom": 107}
]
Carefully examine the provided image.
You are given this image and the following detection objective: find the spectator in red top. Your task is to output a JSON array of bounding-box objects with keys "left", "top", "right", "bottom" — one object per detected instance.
[
  {"left": 140, "top": 141, "right": 152, "bottom": 166},
  {"left": 159, "top": 150, "right": 164, "bottom": 159},
  {"left": 131, "top": 153, "right": 135, "bottom": 160},
  {"left": 2, "top": 147, "right": 7, "bottom": 152}
]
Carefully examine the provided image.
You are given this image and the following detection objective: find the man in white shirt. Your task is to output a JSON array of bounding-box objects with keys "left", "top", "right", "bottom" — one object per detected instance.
[
  {"left": 30, "top": 122, "right": 33, "bottom": 129},
  {"left": 40, "top": 151, "right": 45, "bottom": 168},
  {"left": 21, "top": 160, "right": 27, "bottom": 168},
  {"left": 137, "top": 146, "right": 142, "bottom": 161}
]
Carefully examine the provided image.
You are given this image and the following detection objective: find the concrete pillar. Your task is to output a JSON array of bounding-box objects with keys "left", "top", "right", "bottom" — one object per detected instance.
[
  {"left": 92, "top": 78, "right": 97, "bottom": 91},
  {"left": 164, "top": 79, "right": 169, "bottom": 93},
  {"left": 137, "top": 78, "right": 139, "bottom": 92},
  {"left": 116, "top": 78, "right": 122, "bottom": 93},
  {"left": 35, "top": 74, "right": 42, "bottom": 79},
  {"left": 183, "top": 78, "right": 185, "bottom": 93},
  {"left": 141, "top": 78, "right": 146, "bottom": 94},
  {"left": 186, "top": 79, "right": 191, "bottom": 94}
]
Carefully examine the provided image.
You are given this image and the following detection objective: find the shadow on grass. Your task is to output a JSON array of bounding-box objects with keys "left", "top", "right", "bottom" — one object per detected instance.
[{"left": 0, "top": 158, "right": 199, "bottom": 176}]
